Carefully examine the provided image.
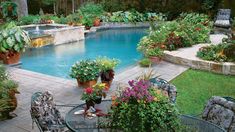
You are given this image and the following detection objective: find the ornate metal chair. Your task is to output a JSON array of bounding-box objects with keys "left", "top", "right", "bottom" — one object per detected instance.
[
  {"left": 202, "top": 96, "right": 235, "bottom": 132},
  {"left": 30, "top": 91, "right": 78, "bottom": 132},
  {"left": 149, "top": 77, "right": 177, "bottom": 103},
  {"left": 214, "top": 9, "right": 232, "bottom": 34}
]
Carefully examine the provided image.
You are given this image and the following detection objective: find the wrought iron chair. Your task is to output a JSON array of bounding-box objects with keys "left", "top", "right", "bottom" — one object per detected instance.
[
  {"left": 149, "top": 77, "right": 177, "bottom": 103},
  {"left": 214, "top": 9, "right": 232, "bottom": 34},
  {"left": 202, "top": 96, "right": 235, "bottom": 132},
  {"left": 30, "top": 91, "right": 79, "bottom": 132}
]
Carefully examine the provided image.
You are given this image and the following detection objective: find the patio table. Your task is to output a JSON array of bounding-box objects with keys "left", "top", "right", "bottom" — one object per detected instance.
[{"left": 65, "top": 100, "right": 225, "bottom": 132}]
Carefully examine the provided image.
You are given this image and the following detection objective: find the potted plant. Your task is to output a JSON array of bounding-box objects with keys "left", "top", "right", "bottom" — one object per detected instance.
[
  {"left": 0, "top": 1, "right": 18, "bottom": 21},
  {"left": 146, "top": 48, "right": 164, "bottom": 64},
  {"left": 0, "top": 65, "right": 19, "bottom": 120},
  {"left": 139, "top": 58, "right": 152, "bottom": 67},
  {"left": 0, "top": 22, "right": 30, "bottom": 64},
  {"left": 93, "top": 17, "right": 101, "bottom": 27},
  {"left": 81, "top": 83, "right": 107, "bottom": 109},
  {"left": 92, "top": 83, "right": 107, "bottom": 104},
  {"left": 107, "top": 79, "right": 180, "bottom": 131},
  {"left": 96, "top": 57, "right": 119, "bottom": 89},
  {"left": 70, "top": 60, "right": 100, "bottom": 88}
]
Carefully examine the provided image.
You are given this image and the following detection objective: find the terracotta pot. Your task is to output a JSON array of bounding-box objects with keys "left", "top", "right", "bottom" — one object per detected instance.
[
  {"left": 0, "top": 52, "right": 20, "bottom": 64},
  {"left": 149, "top": 56, "right": 162, "bottom": 64},
  {"left": 85, "top": 100, "right": 95, "bottom": 109},
  {"left": 85, "top": 26, "right": 91, "bottom": 30},
  {"left": 93, "top": 18, "right": 101, "bottom": 27},
  {"left": 76, "top": 79, "right": 97, "bottom": 88}
]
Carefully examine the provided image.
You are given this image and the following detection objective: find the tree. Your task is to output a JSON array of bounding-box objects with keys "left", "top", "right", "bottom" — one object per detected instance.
[{"left": 12, "top": 0, "right": 28, "bottom": 18}]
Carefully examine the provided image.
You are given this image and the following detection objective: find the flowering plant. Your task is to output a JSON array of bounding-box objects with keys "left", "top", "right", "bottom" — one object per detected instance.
[
  {"left": 81, "top": 83, "right": 107, "bottom": 101},
  {"left": 108, "top": 79, "right": 180, "bottom": 131}
]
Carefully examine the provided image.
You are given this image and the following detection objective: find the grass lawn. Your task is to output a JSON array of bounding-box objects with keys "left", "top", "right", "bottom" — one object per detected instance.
[{"left": 171, "top": 69, "right": 235, "bottom": 115}]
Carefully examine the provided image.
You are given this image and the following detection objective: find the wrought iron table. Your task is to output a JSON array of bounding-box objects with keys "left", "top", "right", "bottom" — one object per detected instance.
[{"left": 65, "top": 100, "right": 225, "bottom": 132}]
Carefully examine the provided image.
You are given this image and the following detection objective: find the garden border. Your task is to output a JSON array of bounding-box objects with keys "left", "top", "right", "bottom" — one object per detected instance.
[{"left": 163, "top": 50, "right": 235, "bottom": 75}]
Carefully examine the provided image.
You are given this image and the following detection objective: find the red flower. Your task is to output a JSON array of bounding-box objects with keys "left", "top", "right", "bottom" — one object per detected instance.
[{"left": 85, "top": 87, "right": 93, "bottom": 94}]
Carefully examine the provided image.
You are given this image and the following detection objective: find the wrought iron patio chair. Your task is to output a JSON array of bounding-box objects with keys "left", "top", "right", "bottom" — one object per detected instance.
[
  {"left": 30, "top": 91, "right": 79, "bottom": 132},
  {"left": 214, "top": 9, "right": 232, "bottom": 34},
  {"left": 149, "top": 77, "right": 177, "bottom": 103},
  {"left": 202, "top": 96, "right": 235, "bottom": 132}
]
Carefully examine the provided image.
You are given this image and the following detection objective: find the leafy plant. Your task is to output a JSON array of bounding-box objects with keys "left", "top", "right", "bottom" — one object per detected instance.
[
  {"left": 108, "top": 80, "right": 180, "bottom": 131},
  {"left": 70, "top": 60, "right": 100, "bottom": 82},
  {"left": 96, "top": 56, "right": 119, "bottom": 72},
  {"left": 146, "top": 48, "right": 164, "bottom": 57},
  {"left": 81, "top": 83, "right": 107, "bottom": 101},
  {"left": 0, "top": 64, "right": 18, "bottom": 118},
  {"left": 0, "top": 22, "right": 30, "bottom": 53},
  {"left": 139, "top": 58, "right": 152, "bottom": 67},
  {"left": 0, "top": 1, "right": 17, "bottom": 21},
  {"left": 197, "top": 41, "right": 235, "bottom": 62},
  {"left": 17, "top": 15, "right": 41, "bottom": 25}
]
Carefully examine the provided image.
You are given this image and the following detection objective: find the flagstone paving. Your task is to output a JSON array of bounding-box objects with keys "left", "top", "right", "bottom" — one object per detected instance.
[{"left": 0, "top": 61, "right": 188, "bottom": 132}]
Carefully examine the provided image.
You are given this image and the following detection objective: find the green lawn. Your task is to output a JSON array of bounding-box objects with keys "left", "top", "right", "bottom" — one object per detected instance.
[{"left": 171, "top": 69, "right": 235, "bottom": 115}]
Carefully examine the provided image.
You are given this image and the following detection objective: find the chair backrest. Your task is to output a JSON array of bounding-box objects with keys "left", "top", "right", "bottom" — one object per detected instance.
[
  {"left": 202, "top": 96, "right": 235, "bottom": 132},
  {"left": 149, "top": 77, "right": 177, "bottom": 103},
  {"left": 30, "top": 91, "right": 65, "bottom": 131},
  {"left": 214, "top": 9, "right": 232, "bottom": 28}
]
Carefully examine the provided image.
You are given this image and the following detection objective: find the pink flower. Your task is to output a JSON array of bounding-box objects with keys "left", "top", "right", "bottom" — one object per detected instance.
[{"left": 85, "top": 87, "right": 93, "bottom": 94}]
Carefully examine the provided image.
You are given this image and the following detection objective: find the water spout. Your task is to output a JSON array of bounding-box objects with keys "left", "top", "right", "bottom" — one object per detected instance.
[{"left": 35, "top": 26, "right": 39, "bottom": 32}]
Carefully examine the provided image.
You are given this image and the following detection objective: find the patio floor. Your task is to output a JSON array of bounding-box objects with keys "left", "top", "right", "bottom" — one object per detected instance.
[{"left": 0, "top": 61, "right": 188, "bottom": 132}]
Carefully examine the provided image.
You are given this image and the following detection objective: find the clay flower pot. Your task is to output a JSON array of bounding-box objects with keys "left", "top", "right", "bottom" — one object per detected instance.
[
  {"left": 101, "top": 70, "right": 114, "bottom": 90},
  {"left": 149, "top": 56, "right": 162, "bottom": 64},
  {"left": 0, "top": 52, "right": 20, "bottom": 64},
  {"left": 77, "top": 79, "right": 97, "bottom": 88},
  {"left": 93, "top": 18, "right": 101, "bottom": 27}
]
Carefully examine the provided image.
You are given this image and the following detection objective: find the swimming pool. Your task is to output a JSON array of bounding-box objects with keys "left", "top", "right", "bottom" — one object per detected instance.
[{"left": 21, "top": 28, "right": 147, "bottom": 79}]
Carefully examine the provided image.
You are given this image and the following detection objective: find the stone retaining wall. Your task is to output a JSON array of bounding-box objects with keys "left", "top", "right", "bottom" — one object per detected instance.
[{"left": 163, "top": 52, "right": 235, "bottom": 75}]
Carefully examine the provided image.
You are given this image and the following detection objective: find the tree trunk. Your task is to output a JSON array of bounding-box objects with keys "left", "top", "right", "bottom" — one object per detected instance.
[{"left": 12, "top": 0, "right": 28, "bottom": 18}]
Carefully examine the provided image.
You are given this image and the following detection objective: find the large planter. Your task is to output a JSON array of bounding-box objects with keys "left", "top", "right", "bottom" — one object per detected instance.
[
  {"left": 93, "top": 19, "right": 101, "bottom": 27},
  {"left": 0, "top": 52, "right": 20, "bottom": 64},
  {"left": 76, "top": 79, "right": 97, "bottom": 88},
  {"left": 149, "top": 56, "right": 162, "bottom": 64}
]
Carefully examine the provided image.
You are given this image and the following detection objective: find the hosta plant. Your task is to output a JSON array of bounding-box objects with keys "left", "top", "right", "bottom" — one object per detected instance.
[{"left": 0, "top": 22, "right": 30, "bottom": 53}]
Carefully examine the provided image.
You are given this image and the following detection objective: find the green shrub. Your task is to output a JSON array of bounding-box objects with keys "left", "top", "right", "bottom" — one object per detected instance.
[
  {"left": 138, "top": 13, "right": 211, "bottom": 56},
  {"left": 70, "top": 60, "right": 100, "bottom": 82},
  {"left": 0, "top": 1, "right": 17, "bottom": 21},
  {"left": 139, "top": 58, "right": 152, "bottom": 67},
  {"left": 101, "top": 11, "right": 166, "bottom": 23},
  {"left": 108, "top": 80, "right": 180, "bottom": 131},
  {"left": 17, "top": 15, "right": 41, "bottom": 25}
]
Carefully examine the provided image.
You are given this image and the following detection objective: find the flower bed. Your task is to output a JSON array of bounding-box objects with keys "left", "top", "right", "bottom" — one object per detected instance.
[
  {"left": 137, "top": 13, "right": 212, "bottom": 57},
  {"left": 197, "top": 39, "right": 235, "bottom": 62}
]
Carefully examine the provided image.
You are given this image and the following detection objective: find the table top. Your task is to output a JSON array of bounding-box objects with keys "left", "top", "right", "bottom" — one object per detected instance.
[
  {"left": 65, "top": 100, "right": 225, "bottom": 132},
  {"left": 65, "top": 100, "right": 112, "bottom": 132}
]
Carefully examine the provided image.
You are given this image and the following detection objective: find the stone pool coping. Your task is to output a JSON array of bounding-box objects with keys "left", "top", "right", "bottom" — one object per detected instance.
[
  {"left": 163, "top": 44, "right": 235, "bottom": 75},
  {"left": 86, "top": 22, "right": 150, "bottom": 34}
]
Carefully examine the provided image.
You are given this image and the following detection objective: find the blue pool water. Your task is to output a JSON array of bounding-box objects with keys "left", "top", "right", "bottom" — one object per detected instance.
[{"left": 21, "top": 28, "right": 147, "bottom": 79}]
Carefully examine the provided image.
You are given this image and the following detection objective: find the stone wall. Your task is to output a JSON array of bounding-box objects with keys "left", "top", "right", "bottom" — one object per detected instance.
[
  {"left": 45, "top": 26, "right": 85, "bottom": 45},
  {"left": 163, "top": 53, "right": 235, "bottom": 75}
]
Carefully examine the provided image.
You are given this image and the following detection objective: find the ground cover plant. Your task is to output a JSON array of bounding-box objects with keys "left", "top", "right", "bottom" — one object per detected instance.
[
  {"left": 171, "top": 69, "right": 235, "bottom": 115},
  {"left": 197, "top": 38, "right": 235, "bottom": 62}
]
